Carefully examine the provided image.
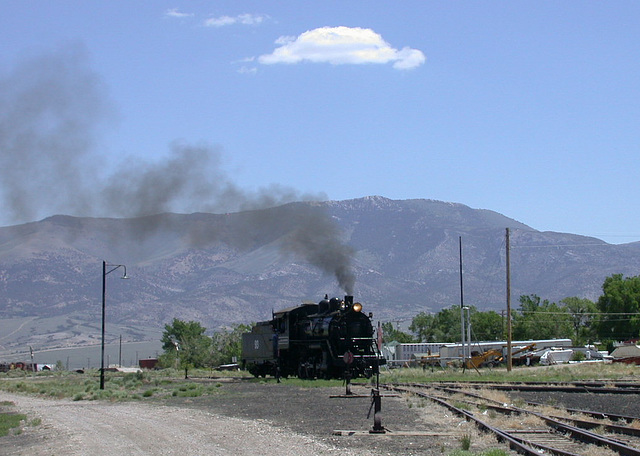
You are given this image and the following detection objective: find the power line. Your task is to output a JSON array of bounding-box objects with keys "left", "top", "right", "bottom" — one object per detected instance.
[
  {"left": 511, "top": 243, "right": 612, "bottom": 248},
  {"left": 518, "top": 311, "right": 640, "bottom": 316}
]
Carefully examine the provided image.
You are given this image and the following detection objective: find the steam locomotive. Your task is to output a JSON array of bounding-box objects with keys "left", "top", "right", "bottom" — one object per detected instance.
[{"left": 241, "top": 295, "right": 385, "bottom": 379}]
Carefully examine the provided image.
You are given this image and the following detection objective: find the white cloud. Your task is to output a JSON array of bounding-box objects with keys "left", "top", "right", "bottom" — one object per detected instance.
[
  {"left": 238, "top": 66, "right": 258, "bottom": 75},
  {"left": 237, "top": 13, "right": 266, "bottom": 25},
  {"left": 258, "top": 26, "right": 425, "bottom": 70},
  {"left": 393, "top": 47, "right": 427, "bottom": 70},
  {"left": 165, "top": 8, "right": 194, "bottom": 19},
  {"left": 205, "top": 14, "right": 268, "bottom": 27}
]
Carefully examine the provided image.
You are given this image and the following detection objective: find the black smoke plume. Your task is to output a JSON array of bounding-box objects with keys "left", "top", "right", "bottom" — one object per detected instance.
[
  {"left": 280, "top": 204, "right": 355, "bottom": 295},
  {"left": 0, "top": 44, "right": 110, "bottom": 222},
  {"left": 0, "top": 45, "right": 355, "bottom": 292}
]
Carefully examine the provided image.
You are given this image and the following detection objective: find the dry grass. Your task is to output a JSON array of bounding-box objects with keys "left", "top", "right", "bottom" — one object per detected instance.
[
  {"left": 486, "top": 410, "right": 545, "bottom": 430},
  {"left": 382, "top": 362, "right": 640, "bottom": 384},
  {"left": 391, "top": 365, "right": 640, "bottom": 456},
  {"left": 534, "top": 403, "right": 572, "bottom": 418},
  {"left": 582, "top": 444, "right": 618, "bottom": 456},
  {"left": 405, "top": 393, "right": 516, "bottom": 454},
  {"left": 474, "top": 388, "right": 511, "bottom": 406}
]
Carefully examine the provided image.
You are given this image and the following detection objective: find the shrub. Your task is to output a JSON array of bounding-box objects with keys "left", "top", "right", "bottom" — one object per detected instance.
[
  {"left": 571, "top": 351, "right": 586, "bottom": 362},
  {"left": 460, "top": 434, "right": 472, "bottom": 451},
  {"left": 0, "top": 412, "right": 26, "bottom": 437}
]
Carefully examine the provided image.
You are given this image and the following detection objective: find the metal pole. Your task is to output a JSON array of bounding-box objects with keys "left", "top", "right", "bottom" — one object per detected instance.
[
  {"left": 100, "top": 260, "right": 106, "bottom": 389},
  {"left": 459, "top": 237, "right": 466, "bottom": 364},
  {"left": 506, "top": 228, "right": 512, "bottom": 372},
  {"left": 119, "top": 334, "right": 122, "bottom": 367},
  {"left": 466, "top": 307, "right": 471, "bottom": 360},
  {"left": 99, "top": 261, "right": 127, "bottom": 388}
]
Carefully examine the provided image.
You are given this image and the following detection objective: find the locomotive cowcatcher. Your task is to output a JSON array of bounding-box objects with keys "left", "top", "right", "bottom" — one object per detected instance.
[{"left": 242, "top": 295, "right": 385, "bottom": 379}]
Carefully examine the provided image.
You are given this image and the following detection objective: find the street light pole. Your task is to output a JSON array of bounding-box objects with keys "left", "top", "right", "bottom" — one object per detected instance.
[
  {"left": 101, "top": 261, "right": 106, "bottom": 389},
  {"left": 100, "top": 260, "right": 128, "bottom": 390}
]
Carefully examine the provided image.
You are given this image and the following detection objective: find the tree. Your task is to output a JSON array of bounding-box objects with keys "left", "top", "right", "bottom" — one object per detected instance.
[
  {"left": 597, "top": 274, "right": 640, "bottom": 342},
  {"left": 470, "top": 310, "right": 503, "bottom": 341},
  {"left": 434, "top": 306, "right": 467, "bottom": 342},
  {"left": 409, "top": 312, "right": 439, "bottom": 342},
  {"left": 381, "top": 322, "right": 415, "bottom": 343},
  {"left": 559, "top": 296, "right": 598, "bottom": 345},
  {"left": 410, "top": 306, "right": 503, "bottom": 343},
  {"left": 210, "top": 324, "right": 253, "bottom": 367},
  {"left": 410, "top": 306, "right": 463, "bottom": 343},
  {"left": 512, "top": 295, "right": 572, "bottom": 341},
  {"left": 160, "top": 319, "right": 212, "bottom": 378}
]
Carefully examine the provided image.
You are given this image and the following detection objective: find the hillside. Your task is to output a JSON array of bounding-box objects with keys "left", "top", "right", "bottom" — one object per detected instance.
[{"left": 1, "top": 196, "right": 640, "bottom": 356}]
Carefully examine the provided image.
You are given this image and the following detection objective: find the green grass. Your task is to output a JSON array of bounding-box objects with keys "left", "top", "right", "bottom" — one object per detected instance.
[
  {"left": 459, "top": 433, "right": 472, "bottom": 451},
  {"left": 0, "top": 362, "right": 637, "bottom": 403},
  {"left": 0, "top": 402, "right": 27, "bottom": 437},
  {"left": 0, "top": 414, "right": 25, "bottom": 436},
  {"left": 263, "top": 377, "right": 346, "bottom": 388},
  {"left": 448, "top": 450, "right": 509, "bottom": 456},
  {"left": 237, "top": 362, "right": 640, "bottom": 388},
  {"left": 0, "top": 368, "right": 239, "bottom": 401}
]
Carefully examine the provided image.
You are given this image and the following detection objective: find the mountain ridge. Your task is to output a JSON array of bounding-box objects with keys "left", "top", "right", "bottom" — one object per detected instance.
[{"left": 0, "top": 196, "right": 638, "bottom": 354}]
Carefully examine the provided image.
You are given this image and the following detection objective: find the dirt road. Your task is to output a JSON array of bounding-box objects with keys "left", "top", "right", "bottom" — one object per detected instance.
[{"left": 0, "top": 391, "right": 370, "bottom": 456}]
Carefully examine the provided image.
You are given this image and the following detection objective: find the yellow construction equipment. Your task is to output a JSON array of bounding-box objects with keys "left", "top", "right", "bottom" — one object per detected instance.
[{"left": 465, "top": 349, "right": 503, "bottom": 369}]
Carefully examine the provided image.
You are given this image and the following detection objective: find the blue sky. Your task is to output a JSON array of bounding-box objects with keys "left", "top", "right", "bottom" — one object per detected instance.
[{"left": 1, "top": 2, "right": 640, "bottom": 243}]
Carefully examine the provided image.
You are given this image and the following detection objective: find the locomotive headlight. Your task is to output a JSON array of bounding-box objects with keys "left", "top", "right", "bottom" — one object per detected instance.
[{"left": 353, "top": 302, "right": 362, "bottom": 312}]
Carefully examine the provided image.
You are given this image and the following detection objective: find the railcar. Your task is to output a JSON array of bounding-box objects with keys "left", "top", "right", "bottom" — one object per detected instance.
[{"left": 242, "top": 295, "right": 385, "bottom": 379}]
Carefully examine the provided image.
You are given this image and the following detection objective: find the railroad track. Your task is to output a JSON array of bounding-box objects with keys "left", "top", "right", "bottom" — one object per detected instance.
[
  {"left": 383, "top": 382, "right": 640, "bottom": 456},
  {"left": 424, "top": 380, "right": 640, "bottom": 394}
]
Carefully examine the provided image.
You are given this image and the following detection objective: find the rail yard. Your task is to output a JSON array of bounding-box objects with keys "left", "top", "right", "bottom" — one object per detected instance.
[
  {"left": 3, "top": 365, "right": 640, "bottom": 455},
  {"left": 383, "top": 381, "right": 640, "bottom": 455},
  {"left": 175, "top": 369, "right": 640, "bottom": 455}
]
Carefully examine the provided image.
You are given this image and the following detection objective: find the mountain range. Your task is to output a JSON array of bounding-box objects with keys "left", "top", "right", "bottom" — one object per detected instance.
[{"left": 1, "top": 196, "right": 639, "bottom": 357}]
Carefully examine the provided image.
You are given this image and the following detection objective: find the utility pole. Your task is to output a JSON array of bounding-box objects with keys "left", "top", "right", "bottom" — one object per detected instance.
[
  {"left": 465, "top": 306, "right": 471, "bottom": 362},
  {"left": 506, "top": 228, "right": 512, "bottom": 372},
  {"left": 459, "top": 236, "right": 466, "bottom": 365}
]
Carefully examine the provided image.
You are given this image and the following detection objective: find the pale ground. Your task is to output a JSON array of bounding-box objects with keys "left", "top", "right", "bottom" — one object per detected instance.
[
  {"left": 0, "top": 391, "right": 372, "bottom": 456},
  {"left": 0, "top": 381, "right": 522, "bottom": 456}
]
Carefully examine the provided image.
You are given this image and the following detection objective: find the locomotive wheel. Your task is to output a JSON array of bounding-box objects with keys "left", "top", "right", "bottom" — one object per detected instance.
[{"left": 298, "top": 359, "right": 317, "bottom": 379}]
